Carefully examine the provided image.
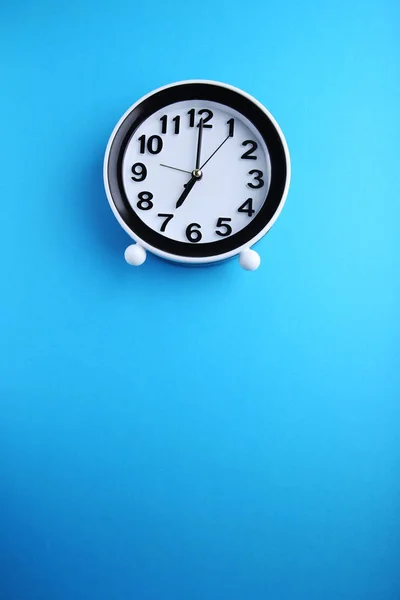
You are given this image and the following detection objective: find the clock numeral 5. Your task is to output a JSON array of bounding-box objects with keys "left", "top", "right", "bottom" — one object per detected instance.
[
  {"left": 215, "top": 217, "right": 232, "bottom": 237},
  {"left": 186, "top": 223, "right": 202, "bottom": 243},
  {"left": 137, "top": 191, "right": 153, "bottom": 210},
  {"left": 238, "top": 198, "right": 255, "bottom": 216},
  {"left": 157, "top": 213, "right": 174, "bottom": 232},
  {"left": 131, "top": 162, "right": 147, "bottom": 182},
  {"left": 138, "top": 134, "right": 163, "bottom": 155},
  {"left": 248, "top": 169, "right": 264, "bottom": 189},
  {"left": 187, "top": 108, "right": 213, "bottom": 128}
]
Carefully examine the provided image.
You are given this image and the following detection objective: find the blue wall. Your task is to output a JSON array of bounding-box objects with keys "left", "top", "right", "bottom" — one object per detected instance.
[{"left": 1, "top": 1, "right": 399, "bottom": 599}]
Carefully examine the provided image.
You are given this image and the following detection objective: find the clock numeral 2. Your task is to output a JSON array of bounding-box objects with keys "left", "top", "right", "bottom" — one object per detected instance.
[
  {"left": 188, "top": 108, "right": 213, "bottom": 128},
  {"left": 186, "top": 223, "right": 202, "bottom": 243},
  {"left": 241, "top": 140, "right": 258, "bottom": 160},
  {"left": 157, "top": 213, "right": 174, "bottom": 232},
  {"left": 137, "top": 191, "right": 153, "bottom": 210},
  {"left": 138, "top": 134, "right": 163, "bottom": 154},
  {"left": 215, "top": 217, "right": 232, "bottom": 237},
  {"left": 238, "top": 198, "right": 255, "bottom": 216}
]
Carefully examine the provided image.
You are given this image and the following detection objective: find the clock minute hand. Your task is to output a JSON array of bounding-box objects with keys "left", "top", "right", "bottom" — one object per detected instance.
[
  {"left": 175, "top": 174, "right": 198, "bottom": 209},
  {"left": 195, "top": 118, "right": 204, "bottom": 170}
]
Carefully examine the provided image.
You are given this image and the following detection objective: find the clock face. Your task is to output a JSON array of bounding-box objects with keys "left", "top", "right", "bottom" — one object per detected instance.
[{"left": 105, "top": 81, "right": 289, "bottom": 263}]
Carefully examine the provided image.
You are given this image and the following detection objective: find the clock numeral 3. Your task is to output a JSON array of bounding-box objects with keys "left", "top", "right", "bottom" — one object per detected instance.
[
  {"left": 238, "top": 198, "right": 255, "bottom": 216},
  {"left": 138, "top": 134, "right": 163, "bottom": 155},
  {"left": 215, "top": 217, "right": 232, "bottom": 237},
  {"left": 188, "top": 108, "right": 213, "bottom": 128},
  {"left": 131, "top": 162, "right": 147, "bottom": 182},
  {"left": 186, "top": 223, "right": 202, "bottom": 243},
  {"left": 241, "top": 140, "right": 258, "bottom": 160},
  {"left": 248, "top": 170, "right": 264, "bottom": 189},
  {"left": 157, "top": 213, "right": 174, "bottom": 232},
  {"left": 137, "top": 191, "right": 154, "bottom": 211}
]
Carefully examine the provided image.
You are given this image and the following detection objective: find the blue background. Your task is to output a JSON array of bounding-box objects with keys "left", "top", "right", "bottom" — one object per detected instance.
[{"left": 1, "top": 1, "right": 399, "bottom": 599}]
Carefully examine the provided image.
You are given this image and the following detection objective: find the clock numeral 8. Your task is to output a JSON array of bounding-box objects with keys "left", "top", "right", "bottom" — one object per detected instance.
[
  {"left": 137, "top": 191, "right": 154, "bottom": 211},
  {"left": 186, "top": 223, "right": 202, "bottom": 243}
]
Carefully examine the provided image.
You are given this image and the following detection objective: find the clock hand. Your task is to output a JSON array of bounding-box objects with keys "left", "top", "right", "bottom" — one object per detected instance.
[
  {"left": 195, "top": 118, "right": 204, "bottom": 170},
  {"left": 175, "top": 173, "right": 200, "bottom": 209},
  {"left": 200, "top": 134, "right": 230, "bottom": 170},
  {"left": 160, "top": 163, "right": 191, "bottom": 175}
]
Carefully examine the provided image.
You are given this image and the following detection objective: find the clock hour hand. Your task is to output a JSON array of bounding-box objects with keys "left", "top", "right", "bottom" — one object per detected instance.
[{"left": 175, "top": 174, "right": 198, "bottom": 209}]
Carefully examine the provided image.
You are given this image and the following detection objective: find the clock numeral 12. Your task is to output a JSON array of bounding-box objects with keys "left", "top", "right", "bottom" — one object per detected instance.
[{"left": 187, "top": 108, "right": 213, "bottom": 128}]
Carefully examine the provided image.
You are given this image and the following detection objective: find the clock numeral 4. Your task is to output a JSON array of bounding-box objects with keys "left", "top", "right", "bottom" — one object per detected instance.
[
  {"left": 186, "top": 223, "right": 202, "bottom": 243},
  {"left": 248, "top": 169, "right": 264, "bottom": 189},
  {"left": 187, "top": 108, "right": 213, "bottom": 128},
  {"left": 215, "top": 217, "right": 232, "bottom": 237},
  {"left": 241, "top": 140, "right": 258, "bottom": 160},
  {"left": 157, "top": 213, "right": 174, "bottom": 232},
  {"left": 137, "top": 191, "right": 153, "bottom": 210},
  {"left": 138, "top": 134, "right": 163, "bottom": 155},
  {"left": 131, "top": 162, "right": 147, "bottom": 182},
  {"left": 238, "top": 198, "right": 255, "bottom": 216}
]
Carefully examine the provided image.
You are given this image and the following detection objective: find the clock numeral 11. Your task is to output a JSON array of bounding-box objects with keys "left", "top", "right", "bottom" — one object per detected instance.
[{"left": 160, "top": 115, "right": 180, "bottom": 135}]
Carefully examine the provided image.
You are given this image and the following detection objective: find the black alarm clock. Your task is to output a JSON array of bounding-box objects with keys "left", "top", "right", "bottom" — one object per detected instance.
[{"left": 104, "top": 80, "right": 290, "bottom": 270}]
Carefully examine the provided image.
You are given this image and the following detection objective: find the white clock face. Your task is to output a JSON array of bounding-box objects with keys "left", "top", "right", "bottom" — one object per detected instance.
[{"left": 121, "top": 100, "right": 271, "bottom": 245}]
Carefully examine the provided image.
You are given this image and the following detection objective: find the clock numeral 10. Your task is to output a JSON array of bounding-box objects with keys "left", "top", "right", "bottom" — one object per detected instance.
[
  {"left": 138, "top": 134, "right": 163, "bottom": 154},
  {"left": 160, "top": 115, "right": 180, "bottom": 135}
]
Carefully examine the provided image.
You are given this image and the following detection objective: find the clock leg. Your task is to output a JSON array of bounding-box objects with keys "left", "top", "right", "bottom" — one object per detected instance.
[
  {"left": 239, "top": 248, "right": 260, "bottom": 271},
  {"left": 124, "top": 244, "right": 147, "bottom": 266}
]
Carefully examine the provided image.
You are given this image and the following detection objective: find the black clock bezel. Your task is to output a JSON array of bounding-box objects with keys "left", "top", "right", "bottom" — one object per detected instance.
[{"left": 106, "top": 82, "right": 288, "bottom": 258}]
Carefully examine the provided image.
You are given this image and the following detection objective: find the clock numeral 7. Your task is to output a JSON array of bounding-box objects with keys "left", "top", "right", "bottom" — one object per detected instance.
[
  {"left": 215, "top": 217, "right": 232, "bottom": 237},
  {"left": 157, "top": 213, "right": 174, "bottom": 232}
]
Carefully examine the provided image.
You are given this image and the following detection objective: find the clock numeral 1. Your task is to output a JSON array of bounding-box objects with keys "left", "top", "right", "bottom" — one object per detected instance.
[
  {"left": 160, "top": 115, "right": 180, "bottom": 135},
  {"left": 187, "top": 108, "right": 213, "bottom": 128},
  {"left": 137, "top": 191, "right": 153, "bottom": 210},
  {"left": 227, "top": 118, "right": 235, "bottom": 137},
  {"left": 238, "top": 198, "right": 255, "bottom": 216},
  {"left": 186, "top": 223, "right": 202, "bottom": 243},
  {"left": 215, "top": 217, "right": 232, "bottom": 237},
  {"left": 157, "top": 213, "right": 174, "bottom": 232},
  {"left": 241, "top": 140, "right": 258, "bottom": 160},
  {"left": 138, "top": 134, "right": 163, "bottom": 154}
]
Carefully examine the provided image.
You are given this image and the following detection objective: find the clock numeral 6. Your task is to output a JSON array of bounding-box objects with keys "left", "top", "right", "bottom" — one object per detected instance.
[
  {"left": 138, "top": 134, "right": 163, "bottom": 155},
  {"left": 248, "top": 169, "right": 264, "bottom": 189},
  {"left": 137, "top": 191, "right": 153, "bottom": 211},
  {"left": 186, "top": 223, "right": 202, "bottom": 243},
  {"left": 238, "top": 198, "right": 255, "bottom": 216},
  {"left": 215, "top": 217, "right": 232, "bottom": 237},
  {"left": 131, "top": 162, "right": 147, "bottom": 182}
]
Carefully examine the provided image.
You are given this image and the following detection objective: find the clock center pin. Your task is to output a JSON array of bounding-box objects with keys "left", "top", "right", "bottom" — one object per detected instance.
[{"left": 192, "top": 169, "right": 203, "bottom": 179}]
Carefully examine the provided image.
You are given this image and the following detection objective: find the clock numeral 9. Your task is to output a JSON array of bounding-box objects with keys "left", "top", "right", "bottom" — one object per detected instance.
[
  {"left": 238, "top": 198, "right": 255, "bottom": 216},
  {"left": 248, "top": 170, "right": 264, "bottom": 189},
  {"left": 241, "top": 140, "right": 258, "bottom": 160},
  {"left": 131, "top": 162, "right": 147, "bottom": 182},
  {"left": 186, "top": 223, "right": 202, "bottom": 243},
  {"left": 188, "top": 108, "right": 213, "bottom": 128},
  {"left": 138, "top": 134, "right": 163, "bottom": 155},
  {"left": 137, "top": 191, "right": 153, "bottom": 211},
  {"left": 215, "top": 217, "right": 232, "bottom": 237}
]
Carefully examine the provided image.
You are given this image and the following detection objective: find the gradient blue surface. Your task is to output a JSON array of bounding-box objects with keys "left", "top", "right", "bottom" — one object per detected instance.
[{"left": 1, "top": 2, "right": 399, "bottom": 599}]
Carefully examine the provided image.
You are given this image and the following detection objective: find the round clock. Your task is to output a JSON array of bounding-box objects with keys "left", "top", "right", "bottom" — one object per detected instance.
[{"left": 104, "top": 80, "right": 290, "bottom": 270}]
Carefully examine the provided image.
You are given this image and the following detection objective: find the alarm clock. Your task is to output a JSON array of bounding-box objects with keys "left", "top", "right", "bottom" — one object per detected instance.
[{"left": 104, "top": 80, "right": 290, "bottom": 270}]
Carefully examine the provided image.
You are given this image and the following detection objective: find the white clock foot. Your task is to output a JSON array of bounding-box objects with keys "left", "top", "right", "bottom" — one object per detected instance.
[
  {"left": 124, "top": 244, "right": 147, "bottom": 266},
  {"left": 239, "top": 248, "right": 260, "bottom": 271}
]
